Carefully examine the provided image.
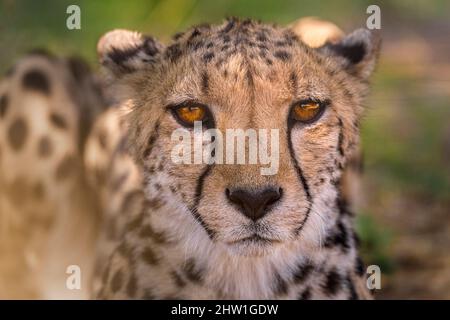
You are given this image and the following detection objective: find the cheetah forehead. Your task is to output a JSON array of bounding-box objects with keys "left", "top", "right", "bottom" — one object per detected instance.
[{"left": 165, "top": 18, "right": 304, "bottom": 66}]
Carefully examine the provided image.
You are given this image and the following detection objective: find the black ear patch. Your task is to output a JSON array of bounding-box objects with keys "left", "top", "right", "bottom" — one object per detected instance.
[
  {"left": 107, "top": 37, "right": 161, "bottom": 68},
  {"left": 325, "top": 41, "right": 366, "bottom": 64},
  {"left": 108, "top": 37, "right": 159, "bottom": 72},
  {"left": 22, "top": 69, "right": 51, "bottom": 95},
  {"left": 317, "top": 28, "right": 380, "bottom": 79},
  {"left": 67, "top": 56, "right": 91, "bottom": 83},
  {"left": 0, "top": 94, "right": 9, "bottom": 118},
  {"left": 98, "top": 30, "right": 164, "bottom": 77}
]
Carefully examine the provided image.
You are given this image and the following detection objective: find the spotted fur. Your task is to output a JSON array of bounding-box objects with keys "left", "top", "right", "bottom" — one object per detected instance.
[
  {"left": 0, "top": 51, "right": 105, "bottom": 298},
  {"left": 88, "top": 17, "right": 380, "bottom": 300}
]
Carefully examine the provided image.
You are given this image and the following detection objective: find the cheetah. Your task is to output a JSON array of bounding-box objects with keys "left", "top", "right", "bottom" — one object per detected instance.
[
  {"left": 88, "top": 17, "right": 380, "bottom": 300},
  {"left": 0, "top": 51, "right": 105, "bottom": 298}
]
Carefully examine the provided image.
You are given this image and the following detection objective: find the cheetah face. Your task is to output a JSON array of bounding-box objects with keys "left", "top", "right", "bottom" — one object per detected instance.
[{"left": 98, "top": 18, "right": 380, "bottom": 255}]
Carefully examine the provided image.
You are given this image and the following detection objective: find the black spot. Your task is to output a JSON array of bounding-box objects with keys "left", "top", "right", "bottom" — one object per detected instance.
[
  {"left": 183, "top": 258, "right": 203, "bottom": 283},
  {"left": 121, "top": 190, "right": 144, "bottom": 214},
  {"left": 139, "top": 224, "right": 167, "bottom": 244},
  {"left": 343, "top": 87, "right": 354, "bottom": 101},
  {"left": 274, "top": 50, "right": 291, "bottom": 61},
  {"left": 221, "top": 18, "right": 236, "bottom": 34},
  {"left": 8, "top": 118, "right": 28, "bottom": 151},
  {"left": 345, "top": 274, "right": 359, "bottom": 300},
  {"left": 0, "top": 94, "right": 9, "bottom": 118},
  {"left": 33, "top": 182, "right": 45, "bottom": 200},
  {"left": 38, "top": 136, "right": 52, "bottom": 158},
  {"left": 22, "top": 69, "right": 51, "bottom": 95},
  {"left": 324, "top": 220, "right": 350, "bottom": 252},
  {"left": 8, "top": 177, "right": 27, "bottom": 206},
  {"left": 117, "top": 241, "right": 131, "bottom": 257},
  {"left": 298, "top": 287, "right": 311, "bottom": 300},
  {"left": 289, "top": 72, "right": 297, "bottom": 93},
  {"left": 191, "top": 40, "right": 204, "bottom": 51},
  {"left": 171, "top": 271, "right": 186, "bottom": 288},
  {"left": 189, "top": 28, "right": 201, "bottom": 40},
  {"left": 146, "top": 197, "right": 163, "bottom": 210},
  {"left": 172, "top": 32, "right": 185, "bottom": 41},
  {"left": 125, "top": 212, "right": 144, "bottom": 232},
  {"left": 55, "top": 155, "right": 78, "bottom": 181},
  {"left": 241, "top": 18, "right": 252, "bottom": 26},
  {"left": 201, "top": 71, "right": 209, "bottom": 94},
  {"left": 98, "top": 129, "right": 108, "bottom": 149},
  {"left": 327, "top": 42, "right": 367, "bottom": 64},
  {"left": 323, "top": 268, "right": 342, "bottom": 296},
  {"left": 355, "top": 256, "right": 365, "bottom": 277},
  {"left": 143, "top": 121, "right": 160, "bottom": 159},
  {"left": 245, "top": 69, "right": 254, "bottom": 87},
  {"left": 336, "top": 194, "right": 352, "bottom": 216},
  {"left": 337, "top": 118, "right": 344, "bottom": 156},
  {"left": 256, "top": 33, "right": 267, "bottom": 42},
  {"left": 107, "top": 36, "right": 160, "bottom": 72},
  {"left": 126, "top": 273, "right": 137, "bottom": 298},
  {"left": 274, "top": 273, "right": 288, "bottom": 296},
  {"left": 202, "top": 52, "right": 215, "bottom": 63},
  {"left": 67, "top": 56, "right": 91, "bottom": 83},
  {"left": 110, "top": 269, "right": 124, "bottom": 293},
  {"left": 165, "top": 43, "right": 183, "bottom": 62},
  {"left": 275, "top": 40, "right": 287, "bottom": 47},
  {"left": 141, "top": 247, "right": 158, "bottom": 266},
  {"left": 353, "top": 231, "right": 361, "bottom": 248},
  {"left": 110, "top": 172, "right": 129, "bottom": 193},
  {"left": 50, "top": 113, "right": 68, "bottom": 130},
  {"left": 293, "top": 262, "right": 314, "bottom": 284},
  {"left": 95, "top": 168, "right": 107, "bottom": 186}
]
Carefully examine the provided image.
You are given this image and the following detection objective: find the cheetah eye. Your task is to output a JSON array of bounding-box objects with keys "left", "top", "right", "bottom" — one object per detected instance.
[
  {"left": 170, "top": 102, "right": 211, "bottom": 128},
  {"left": 290, "top": 100, "right": 326, "bottom": 124}
]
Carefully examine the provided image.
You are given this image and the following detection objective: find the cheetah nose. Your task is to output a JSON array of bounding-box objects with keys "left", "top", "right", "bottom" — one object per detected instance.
[{"left": 226, "top": 187, "right": 282, "bottom": 221}]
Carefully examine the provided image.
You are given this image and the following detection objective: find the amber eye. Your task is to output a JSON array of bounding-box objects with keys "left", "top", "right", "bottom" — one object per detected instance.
[
  {"left": 172, "top": 103, "right": 209, "bottom": 127},
  {"left": 291, "top": 100, "right": 324, "bottom": 123}
]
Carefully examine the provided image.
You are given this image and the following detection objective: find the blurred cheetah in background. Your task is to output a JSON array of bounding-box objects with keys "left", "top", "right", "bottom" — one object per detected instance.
[{"left": 0, "top": 51, "right": 105, "bottom": 298}]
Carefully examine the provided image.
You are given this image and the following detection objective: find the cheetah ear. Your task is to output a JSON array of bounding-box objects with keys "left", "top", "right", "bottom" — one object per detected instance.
[
  {"left": 317, "top": 28, "right": 381, "bottom": 79},
  {"left": 97, "top": 29, "right": 164, "bottom": 77},
  {"left": 290, "top": 17, "right": 344, "bottom": 48}
]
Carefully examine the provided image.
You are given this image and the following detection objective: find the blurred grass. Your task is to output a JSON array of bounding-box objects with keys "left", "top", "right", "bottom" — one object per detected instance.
[
  {"left": 356, "top": 213, "right": 394, "bottom": 273},
  {"left": 364, "top": 62, "right": 450, "bottom": 201},
  {"left": 1, "top": 0, "right": 450, "bottom": 68}
]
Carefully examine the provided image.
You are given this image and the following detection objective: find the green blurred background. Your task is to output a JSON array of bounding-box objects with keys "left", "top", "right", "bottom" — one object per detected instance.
[{"left": 1, "top": 0, "right": 449, "bottom": 299}]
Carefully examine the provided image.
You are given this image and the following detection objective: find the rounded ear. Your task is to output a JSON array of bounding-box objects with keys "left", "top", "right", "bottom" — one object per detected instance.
[
  {"left": 289, "top": 17, "right": 344, "bottom": 48},
  {"left": 97, "top": 29, "right": 164, "bottom": 78},
  {"left": 317, "top": 28, "right": 381, "bottom": 79}
]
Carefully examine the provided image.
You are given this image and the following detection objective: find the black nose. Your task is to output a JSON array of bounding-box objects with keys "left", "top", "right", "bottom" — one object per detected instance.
[{"left": 226, "top": 187, "right": 282, "bottom": 221}]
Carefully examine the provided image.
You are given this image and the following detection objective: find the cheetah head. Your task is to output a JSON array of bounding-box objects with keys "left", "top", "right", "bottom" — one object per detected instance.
[{"left": 98, "top": 18, "right": 380, "bottom": 256}]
